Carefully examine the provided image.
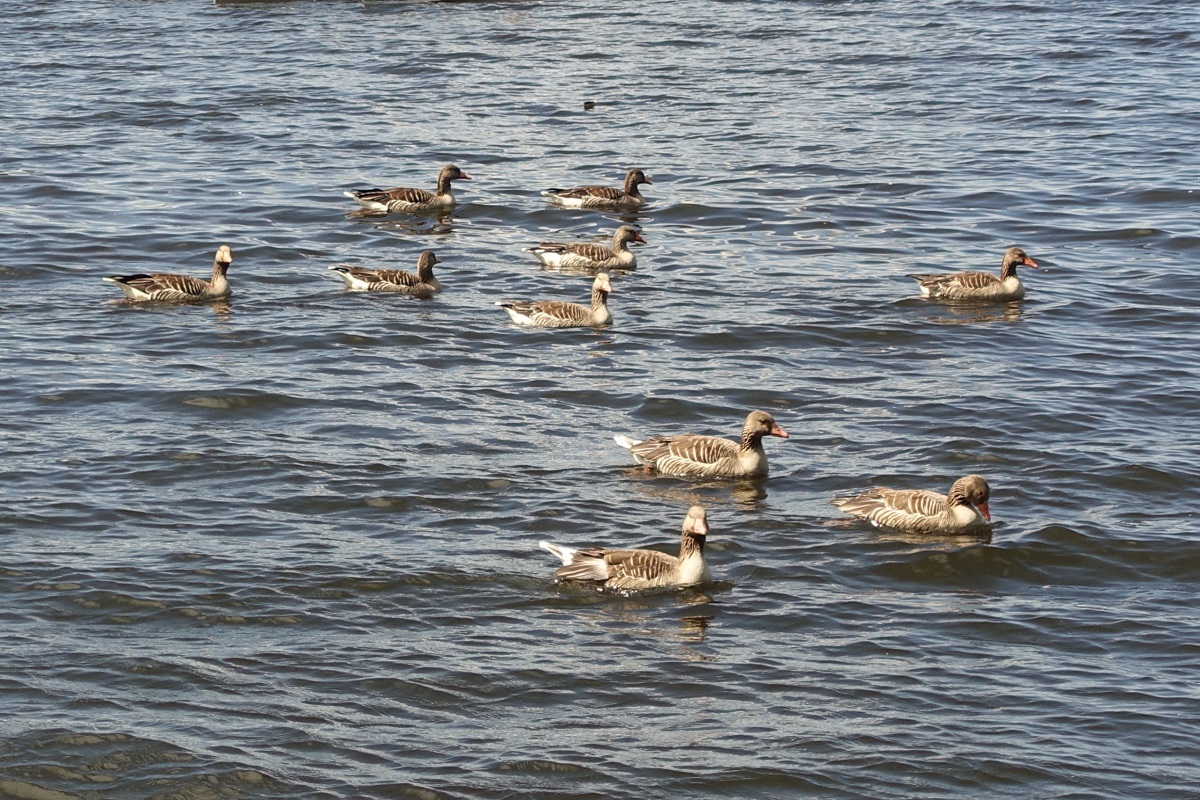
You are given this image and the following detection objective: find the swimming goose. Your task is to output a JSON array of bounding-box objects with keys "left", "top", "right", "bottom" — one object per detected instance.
[
  {"left": 525, "top": 225, "right": 645, "bottom": 273},
  {"left": 329, "top": 250, "right": 442, "bottom": 295},
  {"left": 908, "top": 247, "right": 1039, "bottom": 302},
  {"left": 540, "top": 506, "right": 710, "bottom": 590},
  {"left": 541, "top": 168, "right": 652, "bottom": 212},
  {"left": 497, "top": 272, "right": 613, "bottom": 328},
  {"left": 614, "top": 410, "right": 789, "bottom": 479},
  {"left": 832, "top": 474, "right": 992, "bottom": 536},
  {"left": 343, "top": 164, "right": 471, "bottom": 215},
  {"left": 103, "top": 245, "right": 232, "bottom": 302}
]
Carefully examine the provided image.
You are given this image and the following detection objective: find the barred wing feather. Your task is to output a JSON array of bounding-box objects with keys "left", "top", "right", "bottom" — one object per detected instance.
[
  {"left": 507, "top": 300, "right": 592, "bottom": 327},
  {"left": 833, "top": 488, "right": 949, "bottom": 531},
  {"left": 561, "top": 243, "right": 616, "bottom": 262},
  {"left": 631, "top": 434, "right": 740, "bottom": 476},
  {"left": 558, "top": 186, "right": 624, "bottom": 201},
  {"left": 118, "top": 273, "right": 211, "bottom": 300}
]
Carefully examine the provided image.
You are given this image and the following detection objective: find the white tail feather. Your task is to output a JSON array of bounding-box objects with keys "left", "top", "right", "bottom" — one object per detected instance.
[
  {"left": 613, "top": 435, "right": 641, "bottom": 450},
  {"left": 539, "top": 540, "right": 577, "bottom": 566}
]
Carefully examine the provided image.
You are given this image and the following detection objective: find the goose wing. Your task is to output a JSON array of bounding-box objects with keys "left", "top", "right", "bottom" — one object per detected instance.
[
  {"left": 630, "top": 434, "right": 740, "bottom": 475},
  {"left": 909, "top": 270, "right": 1000, "bottom": 291},
  {"left": 367, "top": 268, "right": 422, "bottom": 288},
  {"left": 112, "top": 272, "right": 210, "bottom": 300},
  {"left": 552, "top": 185, "right": 624, "bottom": 201},
  {"left": 833, "top": 487, "right": 948, "bottom": 530},
  {"left": 560, "top": 243, "right": 616, "bottom": 262},
  {"left": 599, "top": 548, "right": 680, "bottom": 589},
  {"left": 504, "top": 300, "right": 592, "bottom": 327},
  {"left": 351, "top": 187, "right": 436, "bottom": 205}
]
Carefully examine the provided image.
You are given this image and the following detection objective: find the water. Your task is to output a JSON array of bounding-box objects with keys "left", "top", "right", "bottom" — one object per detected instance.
[{"left": 2, "top": 1, "right": 1198, "bottom": 798}]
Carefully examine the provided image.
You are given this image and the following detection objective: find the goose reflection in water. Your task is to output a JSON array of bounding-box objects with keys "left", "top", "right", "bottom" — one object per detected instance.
[
  {"left": 619, "top": 470, "right": 769, "bottom": 511},
  {"left": 926, "top": 301, "right": 1023, "bottom": 326}
]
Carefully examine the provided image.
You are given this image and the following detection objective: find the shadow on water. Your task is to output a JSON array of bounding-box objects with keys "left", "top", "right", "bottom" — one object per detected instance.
[
  {"left": 104, "top": 296, "right": 234, "bottom": 322},
  {"left": 895, "top": 297, "right": 1024, "bottom": 325},
  {"left": 618, "top": 467, "right": 770, "bottom": 511},
  {"left": 854, "top": 524, "right": 1200, "bottom": 590}
]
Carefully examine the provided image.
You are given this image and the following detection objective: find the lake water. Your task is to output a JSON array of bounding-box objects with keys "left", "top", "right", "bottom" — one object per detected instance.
[{"left": 2, "top": 1, "right": 1198, "bottom": 798}]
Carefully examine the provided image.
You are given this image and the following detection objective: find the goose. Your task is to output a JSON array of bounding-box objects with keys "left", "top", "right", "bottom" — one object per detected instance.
[
  {"left": 540, "top": 506, "right": 710, "bottom": 590},
  {"left": 497, "top": 272, "right": 613, "bottom": 328},
  {"left": 908, "top": 247, "right": 1039, "bottom": 302},
  {"left": 525, "top": 225, "right": 645, "bottom": 273},
  {"left": 329, "top": 250, "right": 442, "bottom": 295},
  {"left": 343, "top": 164, "right": 471, "bottom": 215},
  {"left": 103, "top": 245, "right": 232, "bottom": 302},
  {"left": 832, "top": 474, "right": 992, "bottom": 536},
  {"left": 614, "top": 410, "right": 789, "bottom": 479},
  {"left": 541, "top": 168, "right": 652, "bottom": 212}
]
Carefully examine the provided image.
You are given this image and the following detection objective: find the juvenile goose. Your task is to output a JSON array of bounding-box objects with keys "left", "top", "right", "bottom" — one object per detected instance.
[
  {"left": 329, "top": 250, "right": 442, "bottom": 295},
  {"left": 343, "top": 164, "right": 471, "bottom": 215},
  {"left": 103, "top": 245, "right": 232, "bottom": 302},
  {"left": 540, "top": 506, "right": 711, "bottom": 590},
  {"left": 525, "top": 225, "right": 645, "bottom": 273},
  {"left": 497, "top": 272, "right": 613, "bottom": 328},
  {"left": 614, "top": 410, "right": 789, "bottom": 479},
  {"left": 541, "top": 168, "right": 652, "bottom": 212},
  {"left": 832, "top": 474, "right": 992, "bottom": 536},
  {"left": 908, "top": 247, "right": 1039, "bottom": 302}
]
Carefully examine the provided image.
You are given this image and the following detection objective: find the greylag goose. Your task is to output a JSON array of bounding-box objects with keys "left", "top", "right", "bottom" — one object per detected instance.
[
  {"left": 103, "top": 245, "right": 232, "bottom": 302},
  {"left": 832, "top": 474, "right": 992, "bottom": 536},
  {"left": 614, "top": 410, "right": 789, "bottom": 479},
  {"left": 343, "top": 164, "right": 471, "bottom": 215},
  {"left": 329, "top": 250, "right": 442, "bottom": 295},
  {"left": 497, "top": 272, "right": 613, "bottom": 328},
  {"left": 540, "top": 506, "right": 710, "bottom": 590},
  {"left": 908, "top": 247, "right": 1039, "bottom": 302},
  {"left": 541, "top": 168, "right": 652, "bottom": 212},
  {"left": 525, "top": 225, "right": 645, "bottom": 273}
]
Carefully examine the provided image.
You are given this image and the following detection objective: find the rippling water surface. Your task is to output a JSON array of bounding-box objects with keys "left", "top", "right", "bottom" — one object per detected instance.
[{"left": 2, "top": 1, "right": 1199, "bottom": 798}]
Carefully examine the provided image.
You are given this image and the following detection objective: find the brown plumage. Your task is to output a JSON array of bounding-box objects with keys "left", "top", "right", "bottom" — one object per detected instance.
[
  {"left": 908, "top": 247, "right": 1039, "bottom": 302},
  {"left": 103, "top": 245, "right": 233, "bottom": 302},
  {"left": 539, "top": 506, "right": 711, "bottom": 590},
  {"left": 525, "top": 225, "right": 645, "bottom": 273},
  {"left": 344, "top": 164, "right": 471, "bottom": 215},
  {"left": 329, "top": 250, "right": 442, "bottom": 295},
  {"left": 614, "top": 410, "right": 789, "bottom": 479},
  {"left": 832, "top": 474, "right": 992, "bottom": 536},
  {"left": 497, "top": 272, "right": 613, "bottom": 328},
  {"left": 541, "top": 168, "right": 652, "bottom": 212}
]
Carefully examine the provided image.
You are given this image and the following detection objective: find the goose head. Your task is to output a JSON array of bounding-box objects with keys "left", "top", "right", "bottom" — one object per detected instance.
[
  {"left": 1002, "top": 247, "right": 1037, "bottom": 271},
  {"left": 614, "top": 225, "right": 647, "bottom": 247},
  {"left": 214, "top": 245, "right": 233, "bottom": 273},
  {"left": 416, "top": 250, "right": 441, "bottom": 280},
  {"left": 682, "top": 505, "right": 708, "bottom": 538},
  {"left": 744, "top": 410, "right": 789, "bottom": 440},
  {"left": 949, "top": 474, "right": 991, "bottom": 520},
  {"left": 440, "top": 164, "right": 472, "bottom": 182},
  {"left": 626, "top": 168, "right": 652, "bottom": 187},
  {"left": 593, "top": 272, "right": 613, "bottom": 296}
]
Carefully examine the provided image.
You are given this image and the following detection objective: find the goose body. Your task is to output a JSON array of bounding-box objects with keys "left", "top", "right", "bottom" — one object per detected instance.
[
  {"left": 908, "top": 247, "right": 1038, "bottom": 302},
  {"left": 525, "top": 225, "right": 645, "bottom": 273},
  {"left": 540, "top": 506, "right": 710, "bottom": 590},
  {"left": 541, "top": 168, "right": 651, "bottom": 212},
  {"left": 614, "top": 410, "right": 789, "bottom": 479},
  {"left": 832, "top": 474, "right": 992, "bottom": 536},
  {"left": 498, "top": 272, "right": 613, "bottom": 328},
  {"left": 329, "top": 250, "right": 442, "bottom": 296},
  {"left": 344, "top": 164, "right": 470, "bottom": 215},
  {"left": 103, "top": 245, "right": 233, "bottom": 302}
]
